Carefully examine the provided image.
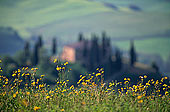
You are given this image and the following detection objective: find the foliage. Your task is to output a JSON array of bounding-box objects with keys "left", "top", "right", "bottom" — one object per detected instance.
[
  {"left": 0, "top": 59, "right": 170, "bottom": 112},
  {"left": 0, "top": 56, "right": 18, "bottom": 77}
]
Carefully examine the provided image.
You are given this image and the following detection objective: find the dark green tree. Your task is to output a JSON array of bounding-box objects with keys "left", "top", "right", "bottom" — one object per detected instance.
[
  {"left": 24, "top": 41, "right": 30, "bottom": 58},
  {"left": 87, "top": 34, "right": 100, "bottom": 71},
  {"left": 32, "top": 43, "right": 39, "bottom": 66},
  {"left": 52, "top": 38, "right": 57, "bottom": 55},
  {"left": 37, "top": 56, "right": 58, "bottom": 85},
  {"left": 83, "top": 39, "right": 88, "bottom": 58},
  {"left": 106, "top": 53, "right": 114, "bottom": 78},
  {"left": 106, "top": 37, "right": 111, "bottom": 48},
  {"left": 130, "top": 40, "right": 137, "bottom": 66},
  {"left": 115, "top": 49, "right": 122, "bottom": 70},
  {"left": 1, "top": 56, "right": 18, "bottom": 77},
  {"left": 91, "top": 34, "right": 100, "bottom": 64},
  {"left": 102, "top": 31, "right": 107, "bottom": 58},
  {"left": 152, "top": 61, "right": 159, "bottom": 73},
  {"left": 78, "top": 32, "right": 84, "bottom": 42},
  {"left": 38, "top": 35, "right": 43, "bottom": 48},
  {"left": 14, "top": 51, "right": 27, "bottom": 66}
]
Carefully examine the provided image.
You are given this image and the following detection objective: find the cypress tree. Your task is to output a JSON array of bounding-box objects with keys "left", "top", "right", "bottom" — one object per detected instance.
[
  {"left": 152, "top": 61, "right": 159, "bottom": 73},
  {"left": 115, "top": 49, "right": 122, "bottom": 70},
  {"left": 106, "top": 37, "right": 111, "bottom": 48},
  {"left": 24, "top": 41, "right": 30, "bottom": 65},
  {"left": 38, "top": 35, "right": 43, "bottom": 48},
  {"left": 83, "top": 39, "right": 88, "bottom": 58},
  {"left": 130, "top": 40, "right": 137, "bottom": 66},
  {"left": 88, "top": 34, "right": 99, "bottom": 71},
  {"left": 52, "top": 38, "right": 57, "bottom": 55},
  {"left": 78, "top": 32, "right": 83, "bottom": 42},
  {"left": 102, "top": 32, "right": 107, "bottom": 58},
  {"left": 24, "top": 41, "right": 30, "bottom": 58},
  {"left": 32, "top": 43, "right": 39, "bottom": 66},
  {"left": 91, "top": 34, "right": 99, "bottom": 64}
]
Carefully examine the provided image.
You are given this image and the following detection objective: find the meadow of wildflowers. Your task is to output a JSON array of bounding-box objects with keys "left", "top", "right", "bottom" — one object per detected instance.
[{"left": 0, "top": 59, "right": 170, "bottom": 112}]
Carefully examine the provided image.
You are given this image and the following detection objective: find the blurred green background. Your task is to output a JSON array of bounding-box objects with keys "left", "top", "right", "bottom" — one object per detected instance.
[{"left": 0, "top": 0, "right": 170, "bottom": 81}]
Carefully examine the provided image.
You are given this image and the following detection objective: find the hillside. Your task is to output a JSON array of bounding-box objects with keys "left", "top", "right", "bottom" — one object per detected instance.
[
  {"left": 0, "top": 0, "right": 169, "bottom": 38},
  {"left": 0, "top": 27, "right": 24, "bottom": 55},
  {"left": 0, "top": 0, "right": 170, "bottom": 60}
]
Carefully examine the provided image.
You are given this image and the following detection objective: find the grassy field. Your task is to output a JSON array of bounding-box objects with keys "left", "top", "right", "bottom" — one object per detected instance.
[{"left": 0, "top": 60, "right": 170, "bottom": 111}]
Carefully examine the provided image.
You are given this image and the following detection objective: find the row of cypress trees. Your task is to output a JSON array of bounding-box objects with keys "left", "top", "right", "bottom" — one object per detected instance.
[
  {"left": 77, "top": 32, "right": 137, "bottom": 75},
  {"left": 24, "top": 36, "right": 57, "bottom": 66}
]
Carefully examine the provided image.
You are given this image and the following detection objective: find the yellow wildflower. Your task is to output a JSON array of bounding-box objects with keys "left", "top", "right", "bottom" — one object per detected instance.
[
  {"left": 144, "top": 75, "right": 147, "bottom": 78},
  {"left": 139, "top": 76, "right": 143, "bottom": 79},
  {"left": 54, "top": 59, "right": 57, "bottom": 63},
  {"left": 137, "top": 95, "right": 142, "bottom": 99},
  {"left": 163, "top": 84, "right": 167, "bottom": 87},
  {"left": 124, "top": 81, "right": 129, "bottom": 84},
  {"left": 146, "top": 83, "right": 150, "bottom": 86},
  {"left": 138, "top": 100, "right": 143, "bottom": 103},
  {"left": 26, "top": 92, "right": 30, "bottom": 95},
  {"left": 22, "top": 73, "right": 25, "bottom": 76},
  {"left": 16, "top": 91, "right": 19, "bottom": 94},
  {"left": 13, "top": 94, "right": 16, "bottom": 98},
  {"left": 96, "top": 73, "right": 101, "bottom": 77},
  {"left": 18, "top": 69, "right": 21, "bottom": 73},
  {"left": 56, "top": 66, "right": 61, "bottom": 71},
  {"left": 65, "top": 62, "right": 69, "bottom": 65},
  {"left": 19, "top": 80, "right": 23, "bottom": 83},
  {"left": 25, "top": 73, "right": 30, "bottom": 76},
  {"left": 12, "top": 74, "right": 16, "bottom": 77},
  {"left": 164, "top": 77, "right": 168, "bottom": 79},
  {"left": 70, "top": 85, "right": 74, "bottom": 89},
  {"left": 46, "top": 96, "right": 50, "bottom": 99},
  {"left": 32, "top": 82, "right": 35, "bottom": 86},
  {"left": 61, "top": 109, "right": 65, "bottom": 111},
  {"left": 41, "top": 75, "right": 45, "bottom": 77},
  {"left": 165, "top": 91, "right": 168, "bottom": 95},
  {"left": 34, "top": 106, "right": 40, "bottom": 111},
  {"left": 82, "top": 82, "right": 87, "bottom": 86}
]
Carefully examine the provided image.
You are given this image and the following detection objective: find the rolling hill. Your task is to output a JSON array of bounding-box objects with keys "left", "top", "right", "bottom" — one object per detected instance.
[
  {"left": 0, "top": 27, "right": 24, "bottom": 55},
  {"left": 0, "top": 0, "right": 170, "bottom": 61}
]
